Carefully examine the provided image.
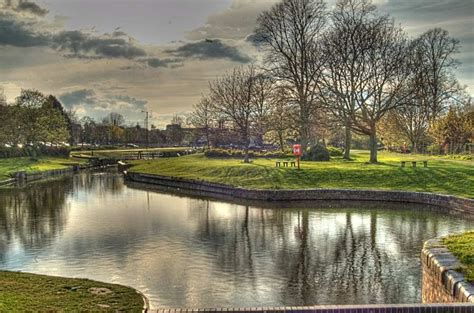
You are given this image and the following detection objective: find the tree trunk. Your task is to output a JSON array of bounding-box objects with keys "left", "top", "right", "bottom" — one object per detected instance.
[
  {"left": 300, "top": 125, "right": 309, "bottom": 150},
  {"left": 206, "top": 129, "right": 210, "bottom": 150},
  {"left": 369, "top": 131, "right": 378, "bottom": 163},
  {"left": 243, "top": 132, "right": 250, "bottom": 163},
  {"left": 299, "top": 105, "right": 310, "bottom": 149},
  {"left": 343, "top": 124, "right": 352, "bottom": 160},
  {"left": 411, "top": 140, "right": 418, "bottom": 154},
  {"left": 278, "top": 131, "right": 284, "bottom": 152},
  {"left": 243, "top": 145, "right": 250, "bottom": 163}
]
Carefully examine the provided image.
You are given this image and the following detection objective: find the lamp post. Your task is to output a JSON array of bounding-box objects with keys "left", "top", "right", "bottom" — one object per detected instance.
[{"left": 142, "top": 110, "right": 149, "bottom": 149}]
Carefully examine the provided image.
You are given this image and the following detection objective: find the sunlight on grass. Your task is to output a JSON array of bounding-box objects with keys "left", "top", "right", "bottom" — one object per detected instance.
[
  {"left": 0, "top": 157, "right": 86, "bottom": 179},
  {"left": 129, "top": 150, "right": 474, "bottom": 198}
]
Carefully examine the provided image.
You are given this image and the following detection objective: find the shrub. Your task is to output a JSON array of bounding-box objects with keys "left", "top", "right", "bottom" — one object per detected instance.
[
  {"left": 0, "top": 146, "right": 28, "bottom": 158},
  {"left": 204, "top": 148, "right": 293, "bottom": 159},
  {"left": 0, "top": 145, "right": 70, "bottom": 159},
  {"left": 427, "top": 144, "right": 442, "bottom": 155},
  {"left": 327, "top": 146, "right": 343, "bottom": 157},
  {"left": 302, "top": 143, "right": 330, "bottom": 161}
]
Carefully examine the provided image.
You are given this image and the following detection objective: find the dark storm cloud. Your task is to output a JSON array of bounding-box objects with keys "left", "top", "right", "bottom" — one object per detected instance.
[
  {"left": 167, "top": 39, "right": 251, "bottom": 63},
  {"left": 15, "top": 0, "right": 48, "bottom": 16},
  {"left": 59, "top": 90, "right": 150, "bottom": 120},
  {"left": 59, "top": 89, "right": 96, "bottom": 108},
  {"left": 51, "top": 31, "right": 147, "bottom": 59},
  {"left": 245, "top": 33, "right": 265, "bottom": 47},
  {"left": 0, "top": 10, "right": 148, "bottom": 60},
  {"left": 141, "top": 57, "right": 182, "bottom": 68},
  {"left": 109, "top": 94, "right": 147, "bottom": 109},
  {"left": 0, "top": 12, "right": 49, "bottom": 46}
]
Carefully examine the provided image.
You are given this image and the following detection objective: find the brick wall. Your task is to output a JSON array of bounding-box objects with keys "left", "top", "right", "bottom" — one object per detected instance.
[{"left": 422, "top": 238, "right": 474, "bottom": 303}]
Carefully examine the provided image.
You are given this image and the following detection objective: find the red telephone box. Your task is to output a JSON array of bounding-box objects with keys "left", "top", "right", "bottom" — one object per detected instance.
[
  {"left": 293, "top": 144, "right": 302, "bottom": 169},
  {"left": 293, "top": 144, "right": 302, "bottom": 156}
]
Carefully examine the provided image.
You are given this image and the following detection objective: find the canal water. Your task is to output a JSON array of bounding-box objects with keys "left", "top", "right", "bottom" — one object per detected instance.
[{"left": 0, "top": 170, "right": 472, "bottom": 308}]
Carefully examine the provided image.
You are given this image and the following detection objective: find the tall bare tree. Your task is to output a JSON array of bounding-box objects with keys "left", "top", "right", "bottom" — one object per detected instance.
[
  {"left": 355, "top": 18, "right": 412, "bottom": 163},
  {"left": 256, "top": 0, "right": 327, "bottom": 148},
  {"left": 251, "top": 73, "right": 274, "bottom": 146},
  {"left": 209, "top": 65, "right": 271, "bottom": 163},
  {"left": 412, "top": 28, "right": 461, "bottom": 120},
  {"left": 190, "top": 96, "right": 214, "bottom": 149},
  {"left": 380, "top": 28, "right": 462, "bottom": 153},
  {"left": 266, "top": 86, "right": 297, "bottom": 151},
  {"left": 320, "top": 0, "right": 377, "bottom": 159},
  {"left": 321, "top": 0, "right": 412, "bottom": 162}
]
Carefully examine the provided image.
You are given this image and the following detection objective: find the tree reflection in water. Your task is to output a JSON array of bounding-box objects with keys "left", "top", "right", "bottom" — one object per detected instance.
[
  {"left": 0, "top": 177, "right": 72, "bottom": 261},
  {"left": 0, "top": 173, "right": 472, "bottom": 307},
  {"left": 186, "top": 198, "right": 467, "bottom": 305}
]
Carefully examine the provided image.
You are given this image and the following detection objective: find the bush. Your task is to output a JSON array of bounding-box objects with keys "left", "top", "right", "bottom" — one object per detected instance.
[
  {"left": 302, "top": 143, "right": 330, "bottom": 161},
  {"left": 0, "top": 145, "right": 70, "bottom": 159},
  {"left": 427, "top": 144, "right": 442, "bottom": 155},
  {"left": 0, "top": 146, "right": 28, "bottom": 158},
  {"left": 327, "top": 146, "right": 343, "bottom": 157},
  {"left": 204, "top": 148, "right": 293, "bottom": 159}
]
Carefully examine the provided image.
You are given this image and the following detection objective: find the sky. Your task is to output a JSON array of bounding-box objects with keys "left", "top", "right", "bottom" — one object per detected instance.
[{"left": 0, "top": 0, "right": 473, "bottom": 128}]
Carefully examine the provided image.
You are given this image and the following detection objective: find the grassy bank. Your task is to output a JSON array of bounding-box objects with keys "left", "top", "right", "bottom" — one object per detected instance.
[
  {"left": 0, "top": 157, "right": 86, "bottom": 180},
  {"left": 128, "top": 150, "right": 474, "bottom": 198},
  {"left": 0, "top": 271, "right": 144, "bottom": 311},
  {"left": 443, "top": 231, "right": 474, "bottom": 283}
]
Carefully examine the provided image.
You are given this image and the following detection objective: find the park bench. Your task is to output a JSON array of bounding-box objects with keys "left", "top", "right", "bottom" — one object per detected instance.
[
  {"left": 400, "top": 160, "right": 428, "bottom": 168},
  {"left": 276, "top": 160, "right": 297, "bottom": 168}
]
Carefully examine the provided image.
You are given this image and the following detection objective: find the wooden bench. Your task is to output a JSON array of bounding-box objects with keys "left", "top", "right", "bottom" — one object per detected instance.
[
  {"left": 401, "top": 161, "right": 428, "bottom": 168},
  {"left": 276, "top": 160, "right": 297, "bottom": 168}
]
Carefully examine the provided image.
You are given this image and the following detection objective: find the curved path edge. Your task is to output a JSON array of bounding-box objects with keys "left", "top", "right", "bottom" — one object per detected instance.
[{"left": 125, "top": 171, "right": 474, "bottom": 216}]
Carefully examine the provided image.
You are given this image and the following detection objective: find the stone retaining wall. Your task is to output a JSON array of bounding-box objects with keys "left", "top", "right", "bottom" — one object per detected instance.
[
  {"left": 422, "top": 237, "right": 474, "bottom": 303},
  {"left": 14, "top": 167, "right": 77, "bottom": 182},
  {"left": 125, "top": 172, "right": 474, "bottom": 216}
]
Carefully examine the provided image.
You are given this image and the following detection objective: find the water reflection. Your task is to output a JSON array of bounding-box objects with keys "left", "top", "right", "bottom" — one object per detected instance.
[{"left": 0, "top": 171, "right": 472, "bottom": 308}]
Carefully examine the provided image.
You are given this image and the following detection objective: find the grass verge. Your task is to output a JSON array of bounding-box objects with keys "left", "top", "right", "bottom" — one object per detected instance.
[
  {"left": 0, "top": 157, "right": 86, "bottom": 180},
  {"left": 0, "top": 271, "right": 144, "bottom": 311},
  {"left": 128, "top": 150, "right": 474, "bottom": 198},
  {"left": 443, "top": 231, "right": 474, "bottom": 283}
]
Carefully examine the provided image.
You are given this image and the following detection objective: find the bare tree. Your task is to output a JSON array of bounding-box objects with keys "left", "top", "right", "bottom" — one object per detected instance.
[
  {"left": 256, "top": 0, "right": 327, "bottom": 148},
  {"left": 320, "top": 0, "right": 377, "bottom": 159},
  {"left": 251, "top": 73, "right": 274, "bottom": 146},
  {"left": 380, "top": 28, "right": 462, "bottom": 153},
  {"left": 355, "top": 18, "right": 412, "bottom": 163},
  {"left": 412, "top": 28, "right": 461, "bottom": 120},
  {"left": 209, "top": 65, "right": 271, "bottom": 163},
  {"left": 321, "top": 0, "right": 412, "bottom": 163},
  {"left": 266, "top": 86, "right": 297, "bottom": 151},
  {"left": 190, "top": 96, "right": 214, "bottom": 149},
  {"left": 102, "top": 112, "right": 125, "bottom": 127}
]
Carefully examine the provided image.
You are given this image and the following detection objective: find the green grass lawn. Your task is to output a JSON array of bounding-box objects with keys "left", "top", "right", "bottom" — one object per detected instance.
[
  {"left": 0, "top": 157, "right": 86, "bottom": 180},
  {"left": 0, "top": 271, "right": 144, "bottom": 311},
  {"left": 443, "top": 231, "right": 474, "bottom": 283},
  {"left": 128, "top": 150, "right": 474, "bottom": 198}
]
